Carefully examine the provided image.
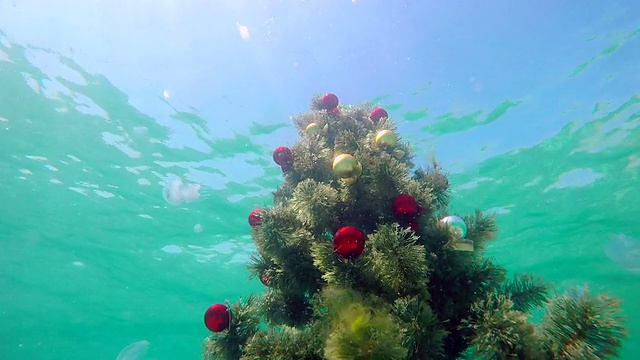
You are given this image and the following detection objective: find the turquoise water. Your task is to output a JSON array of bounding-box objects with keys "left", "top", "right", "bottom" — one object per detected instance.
[{"left": 1, "top": 2, "right": 639, "bottom": 359}]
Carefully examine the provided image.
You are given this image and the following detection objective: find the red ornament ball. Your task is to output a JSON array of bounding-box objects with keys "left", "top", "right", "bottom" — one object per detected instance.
[
  {"left": 248, "top": 209, "right": 262, "bottom": 227},
  {"left": 273, "top": 146, "right": 294, "bottom": 172},
  {"left": 333, "top": 226, "right": 366, "bottom": 259},
  {"left": 370, "top": 108, "right": 388, "bottom": 123},
  {"left": 204, "top": 303, "right": 230, "bottom": 332},
  {"left": 408, "top": 220, "right": 420, "bottom": 233},
  {"left": 393, "top": 194, "right": 422, "bottom": 219},
  {"left": 260, "top": 272, "right": 271, "bottom": 286},
  {"left": 322, "top": 93, "right": 339, "bottom": 111}
]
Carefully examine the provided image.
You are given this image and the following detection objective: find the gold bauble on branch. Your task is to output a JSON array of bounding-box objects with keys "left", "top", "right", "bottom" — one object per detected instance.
[
  {"left": 393, "top": 149, "right": 405, "bottom": 158},
  {"left": 342, "top": 161, "right": 363, "bottom": 185},
  {"left": 354, "top": 161, "right": 362, "bottom": 177},
  {"left": 332, "top": 154, "right": 357, "bottom": 178},
  {"left": 375, "top": 129, "right": 398, "bottom": 147},
  {"left": 305, "top": 122, "right": 321, "bottom": 135}
]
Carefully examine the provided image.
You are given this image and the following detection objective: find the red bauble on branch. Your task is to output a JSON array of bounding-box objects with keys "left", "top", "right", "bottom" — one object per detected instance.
[
  {"left": 204, "top": 303, "right": 230, "bottom": 332},
  {"left": 322, "top": 93, "right": 339, "bottom": 111},
  {"left": 260, "top": 272, "right": 271, "bottom": 287},
  {"left": 370, "top": 107, "right": 388, "bottom": 123},
  {"left": 392, "top": 194, "right": 422, "bottom": 219},
  {"left": 333, "top": 226, "right": 366, "bottom": 259},
  {"left": 393, "top": 194, "right": 424, "bottom": 232},
  {"left": 248, "top": 209, "right": 262, "bottom": 227},
  {"left": 273, "top": 146, "right": 294, "bottom": 173},
  {"left": 408, "top": 220, "right": 420, "bottom": 233}
]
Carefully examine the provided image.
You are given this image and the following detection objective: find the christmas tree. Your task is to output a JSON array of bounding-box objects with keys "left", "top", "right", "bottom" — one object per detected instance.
[{"left": 201, "top": 93, "right": 627, "bottom": 360}]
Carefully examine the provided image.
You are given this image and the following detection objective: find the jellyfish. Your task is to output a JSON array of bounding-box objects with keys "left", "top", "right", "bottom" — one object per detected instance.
[
  {"left": 162, "top": 179, "right": 201, "bottom": 206},
  {"left": 116, "top": 340, "right": 149, "bottom": 360},
  {"left": 180, "top": 182, "right": 201, "bottom": 203},
  {"left": 604, "top": 234, "right": 640, "bottom": 273}
]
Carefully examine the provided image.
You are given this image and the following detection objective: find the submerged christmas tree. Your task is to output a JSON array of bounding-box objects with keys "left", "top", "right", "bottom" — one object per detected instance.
[{"left": 202, "top": 93, "right": 627, "bottom": 360}]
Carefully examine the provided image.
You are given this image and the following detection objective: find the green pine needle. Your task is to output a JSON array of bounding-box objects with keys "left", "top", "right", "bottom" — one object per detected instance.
[
  {"left": 540, "top": 286, "right": 628, "bottom": 359},
  {"left": 366, "top": 224, "right": 429, "bottom": 297},
  {"left": 463, "top": 294, "right": 543, "bottom": 359},
  {"left": 393, "top": 296, "right": 446, "bottom": 358},
  {"left": 498, "top": 274, "right": 549, "bottom": 313},
  {"left": 463, "top": 210, "right": 498, "bottom": 251},
  {"left": 324, "top": 295, "right": 408, "bottom": 360},
  {"left": 241, "top": 325, "right": 324, "bottom": 360},
  {"left": 290, "top": 179, "right": 339, "bottom": 230},
  {"left": 413, "top": 166, "right": 450, "bottom": 211},
  {"left": 203, "top": 296, "right": 260, "bottom": 360},
  {"left": 260, "top": 289, "right": 314, "bottom": 327}
]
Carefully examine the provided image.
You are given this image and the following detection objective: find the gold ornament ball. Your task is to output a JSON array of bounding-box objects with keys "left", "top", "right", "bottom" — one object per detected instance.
[
  {"left": 342, "top": 161, "right": 363, "bottom": 185},
  {"left": 375, "top": 130, "right": 398, "bottom": 147},
  {"left": 343, "top": 176, "right": 358, "bottom": 185},
  {"left": 333, "top": 154, "right": 357, "bottom": 178},
  {"left": 305, "top": 122, "right": 321, "bottom": 135},
  {"left": 354, "top": 161, "right": 362, "bottom": 178}
]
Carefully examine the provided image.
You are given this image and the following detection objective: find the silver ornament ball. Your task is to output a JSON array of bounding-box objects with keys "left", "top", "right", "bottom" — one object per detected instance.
[{"left": 441, "top": 215, "right": 467, "bottom": 238}]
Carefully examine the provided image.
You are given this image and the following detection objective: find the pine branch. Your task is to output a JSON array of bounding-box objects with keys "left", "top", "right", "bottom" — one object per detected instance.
[
  {"left": 402, "top": 180, "right": 437, "bottom": 217},
  {"left": 203, "top": 297, "right": 260, "bottom": 360},
  {"left": 310, "top": 240, "right": 382, "bottom": 296},
  {"left": 498, "top": 274, "right": 550, "bottom": 313},
  {"left": 273, "top": 181, "right": 296, "bottom": 205},
  {"left": 251, "top": 205, "right": 299, "bottom": 256},
  {"left": 463, "top": 210, "right": 498, "bottom": 252},
  {"left": 246, "top": 253, "right": 271, "bottom": 282},
  {"left": 260, "top": 289, "right": 314, "bottom": 327},
  {"left": 290, "top": 179, "right": 339, "bottom": 231},
  {"left": 462, "top": 294, "right": 545, "bottom": 359},
  {"left": 426, "top": 257, "right": 507, "bottom": 358},
  {"left": 467, "top": 258, "right": 508, "bottom": 295},
  {"left": 413, "top": 165, "right": 450, "bottom": 211},
  {"left": 324, "top": 292, "right": 407, "bottom": 360},
  {"left": 321, "top": 287, "right": 408, "bottom": 360},
  {"left": 292, "top": 103, "right": 325, "bottom": 129},
  {"left": 241, "top": 325, "right": 324, "bottom": 360},
  {"left": 290, "top": 139, "right": 335, "bottom": 185},
  {"left": 540, "top": 286, "right": 627, "bottom": 359},
  {"left": 366, "top": 224, "right": 430, "bottom": 298},
  {"left": 365, "top": 152, "right": 413, "bottom": 200},
  {"left": 393, "top": 296, "right": 447, "bottom": 359}
]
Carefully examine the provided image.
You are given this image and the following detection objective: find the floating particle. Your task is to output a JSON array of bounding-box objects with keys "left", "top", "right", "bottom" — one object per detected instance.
[
  {"left": 236, "top": 22, "right": 250, "bottom": 40},
  {"left": 194, "top": 224, "right": 203, "bottom": 233}
]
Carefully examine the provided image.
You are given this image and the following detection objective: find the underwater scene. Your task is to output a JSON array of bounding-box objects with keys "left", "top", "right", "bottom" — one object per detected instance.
[{"left": 1, "top": 1, "right": 639, "bottom": 359}]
